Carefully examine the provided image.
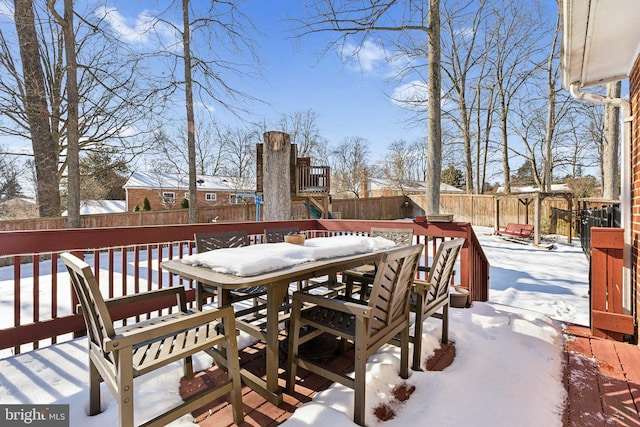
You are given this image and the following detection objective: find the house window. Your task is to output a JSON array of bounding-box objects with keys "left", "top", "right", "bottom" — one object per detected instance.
[
  {"left": 229, "top": 194, "right": 243, "bottom": 204},
  {"left": 163, "top": 192, "right": 175, "bottom": 203},
  {"left": 205, "top": 193, "right": 216, "bottom": 201},
  {"left": 184, "top": 192, "right": 189, "bottom": 199}
]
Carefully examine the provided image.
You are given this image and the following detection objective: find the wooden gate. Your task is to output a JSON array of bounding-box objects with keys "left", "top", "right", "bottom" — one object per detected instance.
[{"left": 590, "top": 227, "right": 634, "bottom": 340}]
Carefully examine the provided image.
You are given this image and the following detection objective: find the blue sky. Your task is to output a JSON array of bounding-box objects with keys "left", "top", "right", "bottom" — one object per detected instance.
[
  {"left": 0, "top": 0, "right": 565, "bottom": 177},
  {"left": 106, "top": 0, "right": 426, "bottom": 162},
  {"left": 0, "top": 0, "right": 428, "bottom": 198},
  {"left": 227, "top": 1, "right": 425, "bottom": 156}
]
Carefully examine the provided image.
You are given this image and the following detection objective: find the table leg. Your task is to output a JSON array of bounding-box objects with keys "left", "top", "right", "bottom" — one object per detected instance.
[
  {"left": 210, "top": 284, "right": 288, "bottom": 406},
  {"left": 265, "top": 281, "right": 289, "bottom": 398},
  {"left": 219, "top": 288, "right": 232, "bottom": 307}
]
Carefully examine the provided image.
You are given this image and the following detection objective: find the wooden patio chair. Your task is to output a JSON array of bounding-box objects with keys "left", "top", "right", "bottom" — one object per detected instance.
[
  {"left": 61, "top": 252, "right": 243, "bottom": 427},
  {"left": 195, "top": 231, "right": 269, "bottom": 316},
  {"left": 264, "top": 227, "right": 302, "bottom": 243},
  {"left": 342, "top": 227, "right": 414, "bottom": 301},
  {"left": 286, "top": 244, "right": 423, "bottom": 426},
  {"left": 409, "top": 237, "right": 465, "bottom": 370},
  {"left": 264, "top": 227, "right": 315, "bottom": 293},
  {"left": 370, "top": 227, "right": 414, "bottom": 246}
]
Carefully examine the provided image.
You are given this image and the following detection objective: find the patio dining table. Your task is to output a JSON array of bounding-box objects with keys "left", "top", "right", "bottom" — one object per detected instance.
[{"left": 160, "top": 236, "right": 395, "bottom": 405}]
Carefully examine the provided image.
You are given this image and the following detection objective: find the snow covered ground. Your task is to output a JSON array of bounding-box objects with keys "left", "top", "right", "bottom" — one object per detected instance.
[{"left": 0, "top": 225, "right": 588, "bottom": 426}]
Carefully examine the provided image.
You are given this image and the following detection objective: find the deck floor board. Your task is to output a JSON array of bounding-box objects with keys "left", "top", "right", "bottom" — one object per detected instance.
[
  {"left": 182, "top": 324, "right": 640, "bottom": 426},
  {"left": 564, "top": 325, "right": 640, "bottom": 427}
]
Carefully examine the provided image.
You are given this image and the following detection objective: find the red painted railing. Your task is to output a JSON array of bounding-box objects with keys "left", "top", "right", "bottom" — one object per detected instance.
[
  {"left": 0, "top": 219, "right": 489, "bottom": 356},
  {"left": 590, "top": 227, "right": 634, "bottom": 340}
]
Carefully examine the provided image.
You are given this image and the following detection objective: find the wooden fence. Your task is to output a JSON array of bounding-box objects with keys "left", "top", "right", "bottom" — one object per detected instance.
[
  {"left": 0, "top": 205, "right": 256, "bottom": 231},
  {"left": 333, "top": 194, "right": 578, "bottom": 236},
  {"left": 0, "top": 194, "right": 603, "bottom": 237}
]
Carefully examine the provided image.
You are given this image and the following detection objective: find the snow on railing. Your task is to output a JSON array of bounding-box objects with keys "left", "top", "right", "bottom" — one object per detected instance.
[{"left": 0, "top": 219, "right": 488, "bottom": 357}]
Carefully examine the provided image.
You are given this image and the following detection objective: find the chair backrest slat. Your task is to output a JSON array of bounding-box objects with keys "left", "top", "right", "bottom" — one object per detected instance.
[
  {"left": 367, "top": 244, "right": 423, "bottom": 343},
  {"left": 370, "top": 227, "right": 414, "bottom": 246},
  {"left": 195, "top": 231, "right": 249, "bottom": 252},
  {"left": 61, "top": 253, "right": 115, "bottom": 357},
  {"left": 264, "top": 227, "right": 301, "bottom": 243},
  {"left": 427, "top": 238, "right": 465, "bottom": 301}
]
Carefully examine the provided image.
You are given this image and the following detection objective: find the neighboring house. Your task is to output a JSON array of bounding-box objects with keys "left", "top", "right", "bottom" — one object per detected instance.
[
  {"left": 61, "top": 200, "right": 126, "bottom": 216},
  {"left": 560, "top": 0, "right": 638, "bottom": 339},
  {"left": 0, "top": 197, "right": 38, "bottom": 220},
  {"left": 123, "top": 171, "right": 256, "bottom": 212},
  {"left": 359, "top": 177, "right": 464, "bottom": 198}
]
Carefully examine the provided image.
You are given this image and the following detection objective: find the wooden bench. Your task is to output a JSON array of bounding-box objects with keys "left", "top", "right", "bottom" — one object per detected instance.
[{"left": 495, "top": 223, "right": 534, "bottom": 238}]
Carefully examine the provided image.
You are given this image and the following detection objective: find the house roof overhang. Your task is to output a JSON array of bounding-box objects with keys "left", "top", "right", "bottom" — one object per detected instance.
[{"left": 560, "top": 0, "right": 640, "bottom": 90}]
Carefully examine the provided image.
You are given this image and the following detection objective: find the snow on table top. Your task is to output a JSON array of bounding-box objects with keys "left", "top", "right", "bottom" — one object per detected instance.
[{"left": 181, "top": 235, "right": 396, "bottom": 276}]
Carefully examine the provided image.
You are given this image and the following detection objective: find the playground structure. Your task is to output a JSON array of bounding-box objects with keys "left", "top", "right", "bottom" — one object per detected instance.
[{"left": 256, "top": 140, "right": 332, "bottom": 220}]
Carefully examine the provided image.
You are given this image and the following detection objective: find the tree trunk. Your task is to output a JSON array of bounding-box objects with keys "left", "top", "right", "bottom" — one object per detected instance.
[
  {"left": 262, "top": 131, "right": 291, "bottom": 221},
  {"left": 543, "top": 17, "right": 560, "bottom": 193},
  {"left": 459, "top": 99, "right": 473, "bottom": 193},
  {"left": 182, "top": 0, "right": 198, "bottom": 223},
  {"left": 48, "top": 0, "right": 80, "bottom": 227},
  {"left": 14, "top": 0, "right": 60, "bottom": 217},
  {"left": 603, "top": 81, "right": 620, "bottom": 200},
  {"left": 543, "top": 88, "right": 555, "bottom": 193},
  {"left": 425, "top": 0, "right": 441, "bottom": 215},
  {"left": 499, "top": 89, "right": 511, "bottom": 193}
]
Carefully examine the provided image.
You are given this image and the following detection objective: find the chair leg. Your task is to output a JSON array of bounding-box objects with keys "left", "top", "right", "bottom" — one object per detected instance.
[
  {"left": 196, "top": 283, "right": 205, "bottom": 311},
  {"left": 183, "top": 355, "right": 195, "bottom": 379},
  {"left": 411, "top": 295, "right": 426, "bottom": 371},
  {"left": 400, "top": 325, "right": 410, "bottom": 380},
  {"left": 353, "top": 342, "right": 367, "bottom": 426},
  {"left": 89, "top": 358, "right": 102, "bottom": 416},
  {"left": 286, "top": 300, "right": 302, "bottom": 393},
  {"left": 344, "top": 275, "right": 355, "bottom": 299},
  {"left": 116, "top": 350, "right": 135, "bottom": 427},
  {"left": 223, "top": 314, "right": 244, "bottom": 425},
  {"left": 441, "top": 303, "right": 449, "bottom": 344}
]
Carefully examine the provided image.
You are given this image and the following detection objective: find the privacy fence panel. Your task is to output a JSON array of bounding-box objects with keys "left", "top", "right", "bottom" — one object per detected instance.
[{"left": 0, "top": 194, "right": 610, "bottom": 239}]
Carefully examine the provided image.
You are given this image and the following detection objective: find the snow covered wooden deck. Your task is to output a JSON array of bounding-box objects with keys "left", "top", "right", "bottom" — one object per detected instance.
[
  {"left": 186, "top": 325, "right": 640, "bottom": 426},
  {"left": 563, "top": 325, "right": 640, "bottom": 426}
]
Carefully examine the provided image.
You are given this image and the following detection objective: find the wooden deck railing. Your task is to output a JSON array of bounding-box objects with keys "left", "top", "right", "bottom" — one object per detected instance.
[
  {"left": 0, "top": 219, "right": 489, "bottom": 356},
  {"left": 590, "top": 227, "right": 634, "bottom": 340}
]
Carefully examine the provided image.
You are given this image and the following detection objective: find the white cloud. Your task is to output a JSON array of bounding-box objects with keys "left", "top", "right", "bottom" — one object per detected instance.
[
  {"left": 391, "top": 80, "right": 455, "bottom": 112},
  {"left": 94, "top": 6, "right": 177, "bottom": 47},
  {"left": 195, "top": 101, "right": 216, "bottom": 113},
  {"left": 341, "top": 39, "right": 388, "bottom": 74},
  {"left": 455, "top": 26, "right": 475, "bottom": 39},
  {"left": 391, "top": 80, "right": 429, "bottom": 110}
]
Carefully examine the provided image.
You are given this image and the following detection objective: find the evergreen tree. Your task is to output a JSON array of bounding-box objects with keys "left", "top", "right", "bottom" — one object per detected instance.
[{"left": 441, "top": 165, "right": 464, "bottom": 188}]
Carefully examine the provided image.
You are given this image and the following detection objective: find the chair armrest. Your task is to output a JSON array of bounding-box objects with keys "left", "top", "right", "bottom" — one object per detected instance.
[
  {"left": 413, "top": 279, "right": 435, "bottom": 295},
  {"left": 104, "top": 287, "right": 187, "bottom": 310},
  {"left": 292, "top": 291, "right": 371, "bottom": 318},
  {"left": 104, "top": 305, "right": 235, "bottom": 351},
  {"left": 76, "top": 286, "right": 188, "bottom": 315}
]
